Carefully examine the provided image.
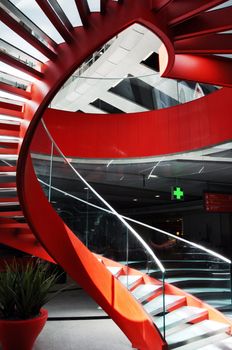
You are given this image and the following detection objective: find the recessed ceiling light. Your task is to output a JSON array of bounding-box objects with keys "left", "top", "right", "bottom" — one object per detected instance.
[
  {"left": 155, "top": 195, "right": 160, "bottom": 198},
  {"left": 133, "top": 198, "right": 138, "bottom": 202}
]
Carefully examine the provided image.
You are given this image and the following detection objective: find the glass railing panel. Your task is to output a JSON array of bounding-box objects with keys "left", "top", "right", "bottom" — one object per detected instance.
[
  {"left": 51, "top": 74, "right": 219, "bottom": 113},
  {"left": 123, "top": 217, "right": 232, "bottom": 311},
  {"left": 30, "top": 119, "right": 166, "bottom": 337}
]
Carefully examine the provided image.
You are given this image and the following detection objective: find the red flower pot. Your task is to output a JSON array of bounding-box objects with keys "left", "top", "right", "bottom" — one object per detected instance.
[{"left": 0, "top": 308, "right": 48, "bottom": 350}]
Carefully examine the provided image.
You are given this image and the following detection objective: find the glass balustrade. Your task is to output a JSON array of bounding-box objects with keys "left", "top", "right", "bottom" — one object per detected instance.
[
  {"left": 122, "top": 217, "right": 232, "bottom": 311},
  {"left": 30, "top": 117, "right": 232, "bottom": 337},
  {"left": 51, "top": 73, "right": 219, "bottom": 113},
  {"left": 30, "top": 119, "right": 167, "bottom": 338}
]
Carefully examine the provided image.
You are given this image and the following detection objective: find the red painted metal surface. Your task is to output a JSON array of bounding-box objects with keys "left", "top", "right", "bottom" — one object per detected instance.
[
  {"left": 0, "top": 8, "right": 57, "bottom": 61},
  {"left": 35, "top": 0, "right": 73, "bottom": 43},
  {"left": 0, "top": 83, "right": 31, "bottom": 100},
  {"left": 172, "top": 7, "right": 232, "bottom": 40},
  {"left": 5, "top": 1, "right": 230, "bottom": 349},
  {"left": 163, "top": 54, "right": 232, "bottom": 87},
  {"left": 33, "top": 87, "right": 231, "bottom": 158},
  {"left": 174, "top": 34, "right": 232, "bottom": 54},
  {"left": 0, "top": 102, "right": 22, "bottom": 113},
  {"left": 162, "top": 0, "right": 226, "bottom": 26},
  {"left": 74, "top": 0, "right": 90, "bottom": 26},
  {"left": 21, "top": 157, "right": 167, "bottom": 350},
  {"left": 0, "top": 51, "right": 43, "bottom": 80},
  {"left": 15, "top": 2, "right": 175, "bottom": 349}
]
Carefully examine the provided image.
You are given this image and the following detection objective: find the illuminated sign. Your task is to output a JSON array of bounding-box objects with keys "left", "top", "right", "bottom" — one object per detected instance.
[
  {"left": 205, "top": 193, "right": 232, "bottom": 212},
  {"left": 171, "top": 187, "right": 184, "bottom": 200}
]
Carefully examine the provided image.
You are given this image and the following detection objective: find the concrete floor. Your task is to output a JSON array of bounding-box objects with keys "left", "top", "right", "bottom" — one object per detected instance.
[
  {"left": 34, "top": 319, "right": 132, "bottom": 350},
  {"left": 35, "top": 286, "right": 132, "bottom": 350}
]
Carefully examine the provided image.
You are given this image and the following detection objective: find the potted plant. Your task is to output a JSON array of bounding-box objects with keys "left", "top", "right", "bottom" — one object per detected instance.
[{"left": 0, "top": 258, "right": 60, "bottom": 350}]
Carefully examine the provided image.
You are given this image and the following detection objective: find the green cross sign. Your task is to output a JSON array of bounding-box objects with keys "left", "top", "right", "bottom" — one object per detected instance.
[{"left": 172, "top": 186, "right": 184, "bottom": 200}]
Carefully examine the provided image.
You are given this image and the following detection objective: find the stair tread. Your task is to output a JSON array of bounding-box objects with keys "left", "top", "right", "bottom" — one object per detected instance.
[
  {"left": 155, "top": 306, "right": 208, "bottom": 330},
  {"left": 107, "top": 266, "right": 122, "bottom": 275},
  {"left": 132, "top": 283, "right": 162, "bottom": 301},
  {"left": 118, "top": 275, "right": 142, "bottom": 287},
  {"left": 144, "top": 294, "right": 186, "bottom": 315},
  {"left": 200, "top": 336, "right": 232, "bottom": 349},
  {"left": 167, "top": 319, "right": 230, "bottom": 346}
]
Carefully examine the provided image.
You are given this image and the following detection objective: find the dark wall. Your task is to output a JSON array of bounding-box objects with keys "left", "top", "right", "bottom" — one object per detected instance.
[{"left": 182, "top": 211, "right": 232, "bottom": 259}]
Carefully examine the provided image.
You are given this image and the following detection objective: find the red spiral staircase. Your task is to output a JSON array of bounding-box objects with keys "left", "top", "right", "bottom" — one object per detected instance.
[{"left": 0, "top": 1, "right": 232, "bottom": 349}]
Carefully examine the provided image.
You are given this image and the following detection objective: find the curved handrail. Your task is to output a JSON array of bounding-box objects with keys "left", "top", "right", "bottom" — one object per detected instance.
[
  {"left": 38, "top": 176, "right": 231, "bottom": 265},
  {"left": 41, "top": 119, "right": 165, "bottom": 273}
]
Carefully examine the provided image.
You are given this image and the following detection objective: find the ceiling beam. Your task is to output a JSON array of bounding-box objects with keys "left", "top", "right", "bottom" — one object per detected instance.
[{"left": 172, "top": 7, "right": 232, "bottom": 41}]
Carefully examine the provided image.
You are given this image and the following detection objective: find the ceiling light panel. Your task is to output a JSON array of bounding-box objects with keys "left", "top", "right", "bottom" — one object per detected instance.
[
  {"left": 9, "top": 0, "right": 63, "bottom": 43},
  {"left": 56, "top": 0, "right": 82, "bottom": 27},
  {"left": 0, "top": 22, "right": 48, "bottom": 62}
]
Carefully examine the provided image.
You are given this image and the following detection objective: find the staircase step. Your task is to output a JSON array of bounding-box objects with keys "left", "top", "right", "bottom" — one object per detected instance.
[
  {"left": 144, "top": 294, "right": 186, "bottom": 316},
  {"left": 167, "top": 319, "right": 230, "bottom": 349},
  {"left": 200, "top": 336, "right": 232, "bottom": 349},
  {"left": 155, "top": 306, "right": 208, "bottom": 331},
  {"left": 0, "top": 136, "right": 20, "bottom": 143},
  {"left": 0, "top": 200, "right": 19, "bottom": 206},
  {"left": 118, "top": 275, "right": 143, "bottom": 289},
  {"left": 106, "top": 266, "right": 122, "bottom": 276},
  {"left": 132, "top": 283, "right": 162, "bottom": 302},
  {"left": 0, "top": 108, "right": 23, "bottom": 119},
  {"left": 0, "top": 114, "right": 22, "bottom": 125},
  {"left": 0, "top": 222, "right": 29, "bottom": 229},
  {"left": 0, "top": 211, "right": 24, "bottom": 218},
  {"left": 0, "top": 166, "right": 16, "bottom": 172}
]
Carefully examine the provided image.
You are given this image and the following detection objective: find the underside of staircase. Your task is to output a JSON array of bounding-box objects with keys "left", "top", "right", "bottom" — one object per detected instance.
[{"left": 0, "top": 1, "right": 232, "bottom": 349}]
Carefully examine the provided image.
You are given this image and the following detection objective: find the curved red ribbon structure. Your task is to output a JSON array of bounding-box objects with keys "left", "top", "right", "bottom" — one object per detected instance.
[{"left": 0, "top": 1, "right": 231, "bottom": 349}]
